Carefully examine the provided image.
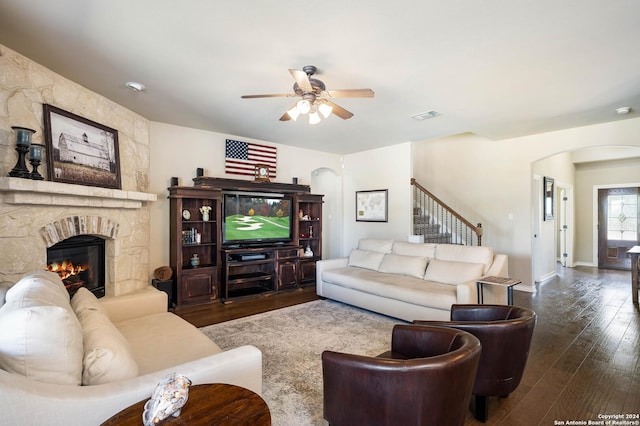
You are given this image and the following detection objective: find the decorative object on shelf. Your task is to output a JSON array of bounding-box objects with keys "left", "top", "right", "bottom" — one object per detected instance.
[
  {"left": 254, "top": 164, "right": 270, "bottom": 182},
  {"left": 199, "top": 205, "right": 212, "bottom": 221},
  {"left": 196, "top": 167, "right": 204, "bottom": 177},
  {"left": 304, "top": 245, "right": 314, "bottom": 257},
  {"left": 170, "top": 176, "right": 179, "bottom": 186},
  {"left": 356, "top": 189, "right": 389, "bottom": 222},
  {"left": 153, "top": 266, "right": 173, "bottom": 280},
  {"left": 182, "top": 209, "right": 191, "bottom": 220},
  {"left": 8, "top": 126, "right": 35, "bottom": 179},
  {"left": 299, "top": 209, "right": 304, "bottom": 219},
  {"left": 190, "top": 254, "right": 200, "bottom": 267},
  {"left": 28, "top": 143, "right": 46, "bottom": 180},
  {"left": 43, "top": 104, "right": 121, "bottom": 189},
  {"left": 225, "top": 138, "right": 277, "bottom": 179},
  {"left": 142, "top": 373, "right": 192, "bottom": 426},
  {"left": 309, "top": 225, "right": 313, "bottom": 238}
]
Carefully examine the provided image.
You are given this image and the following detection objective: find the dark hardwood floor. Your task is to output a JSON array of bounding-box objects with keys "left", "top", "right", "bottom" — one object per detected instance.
[
  {"left": 472, "top": 265, "right": 640, "bottom": 425},
  {"left": 175, "top": 266, "right": 640, "bottom": 425}
]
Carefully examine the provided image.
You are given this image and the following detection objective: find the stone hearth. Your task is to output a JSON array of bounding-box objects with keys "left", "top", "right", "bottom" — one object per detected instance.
[{"left": 0, "top": 177, "right": 156, "bottom": 296}]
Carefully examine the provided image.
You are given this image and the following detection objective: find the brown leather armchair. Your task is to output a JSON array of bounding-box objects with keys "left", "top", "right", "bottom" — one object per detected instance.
[
  {"left": 415, "top": 304, "right": 537, "bottom": 422},
  {"left": 322, "top": 324, "right": 481, "bottom": 426}
]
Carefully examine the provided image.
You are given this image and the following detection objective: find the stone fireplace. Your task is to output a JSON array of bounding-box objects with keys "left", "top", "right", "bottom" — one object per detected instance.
[{"left": 0, "top": 177, "right": 156, "bottom": 296}]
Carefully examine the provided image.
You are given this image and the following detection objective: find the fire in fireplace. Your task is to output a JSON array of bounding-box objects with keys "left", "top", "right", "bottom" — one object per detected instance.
[{"left": 46, "top": 235, "right": 105, "bottom": 298}]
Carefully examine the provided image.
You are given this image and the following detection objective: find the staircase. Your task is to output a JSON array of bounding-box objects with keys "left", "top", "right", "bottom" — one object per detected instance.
[{"left": 411, "top": 178, "right": 483, "bottom": 246}]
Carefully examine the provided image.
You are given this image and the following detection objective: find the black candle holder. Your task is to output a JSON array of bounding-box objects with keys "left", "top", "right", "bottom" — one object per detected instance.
[
  {"left": 8, "top": 126, "right": 35, "bottom": 179},
  {"left": 29, "top": 143, "right": 46, "bottom": 180}
]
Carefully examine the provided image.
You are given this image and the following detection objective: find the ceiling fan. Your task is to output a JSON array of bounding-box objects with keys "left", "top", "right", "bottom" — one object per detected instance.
[{"left": 241, "top": 65, "right": 374, "bottom": 123}]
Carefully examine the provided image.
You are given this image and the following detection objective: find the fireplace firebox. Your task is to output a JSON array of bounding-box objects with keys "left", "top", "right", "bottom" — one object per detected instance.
[{"left": 46, "top": 235, "right": 105, "bottom": 298}]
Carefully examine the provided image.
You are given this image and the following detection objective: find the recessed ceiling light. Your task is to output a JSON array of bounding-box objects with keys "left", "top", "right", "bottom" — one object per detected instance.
[
  {"left": 125, "top": 81, "right": 146, "bottom": 92},
  {"left": 411, "top": 110, "right": 442, "bottom": 120},
  {"left": 616, "top": 106, "right": 631, "bottom": 115}
]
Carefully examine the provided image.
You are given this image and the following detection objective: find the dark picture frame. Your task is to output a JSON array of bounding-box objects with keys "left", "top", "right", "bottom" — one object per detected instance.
[
  {"left": 356, "top": 189, "right": 388, "bottom": 222},
  {"left": 43, "top": 104, "right": 121, "bottom": 189},
  {"left": 543, "top": 176, "right": 554, "bottom": 221}
]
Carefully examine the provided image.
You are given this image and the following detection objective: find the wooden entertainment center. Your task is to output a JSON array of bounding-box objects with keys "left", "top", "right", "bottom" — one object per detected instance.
[{"left": 169, "top": 177, "right": 323, "bottom": 308}]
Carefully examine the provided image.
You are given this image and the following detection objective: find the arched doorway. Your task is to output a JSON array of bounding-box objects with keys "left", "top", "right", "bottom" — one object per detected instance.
[{"left": 531, "top": 146, "right": 640, "bottom": 282}]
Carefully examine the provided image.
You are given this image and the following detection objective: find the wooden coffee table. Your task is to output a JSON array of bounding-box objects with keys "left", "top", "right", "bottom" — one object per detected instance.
[{"left": 101, "top": 383, "right": 271, "bottom": 425}]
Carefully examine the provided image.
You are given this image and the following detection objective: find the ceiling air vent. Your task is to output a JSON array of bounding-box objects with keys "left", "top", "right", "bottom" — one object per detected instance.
[{"left": 411, "top": 110, "right": 442, "bottom": 120}]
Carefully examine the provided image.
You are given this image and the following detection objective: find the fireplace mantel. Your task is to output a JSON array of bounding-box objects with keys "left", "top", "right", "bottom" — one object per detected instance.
[{"left": 0, "top": 177, "right": 156, "bottom": 209}]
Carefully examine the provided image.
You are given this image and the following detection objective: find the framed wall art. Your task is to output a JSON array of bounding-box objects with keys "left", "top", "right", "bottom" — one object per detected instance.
[
  {"left": 356, "top": 189, "right": 388, "bottom": 222},
  {"left": 543, "top": 176, "right": 554, "bottom": 221},
  {"left": 43, "top": 104, "right": 121, "bottom": 189}
]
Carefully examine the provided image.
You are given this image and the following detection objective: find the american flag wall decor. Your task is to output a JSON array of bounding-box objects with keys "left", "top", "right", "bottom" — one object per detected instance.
[{"left": 225, "top": 139, "right": 277, "bottom": 178}]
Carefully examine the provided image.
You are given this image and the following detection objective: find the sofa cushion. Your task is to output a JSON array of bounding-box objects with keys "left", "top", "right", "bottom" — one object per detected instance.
[
  {"left": 5, "top": 270, "right": 70, "bottom": 308},
  {"left": 0, "top": 271, "right": 83, "bottom": 385},
  {"left": 378, "top": 253, "right": 429, "bottom": 279},
  {"left": 357, "top": 239, "right": 394, "bottom": 253},
  {"left": 114, "top": 312, "right": 223, "bottom": 375},
  {"left": 348, "top": 249, "right": 385, "bottom": 271},
  {"left": 424, "top": 259, "right": 484, "bottom": 285},
  {"left": 392, "top": 241, "right": 437, "bottom": 259},
  {"left": 71, "top": 287, "right": 107, "bottom": 316},
  {"left": 434, "top": 244, "right": 494, "bottom": 274},
  {"left": 76, "top": 298, "right": 139, "bottom": 385},
  {"left": 322, "top": 267, "right": 458, "bottom": 310}
]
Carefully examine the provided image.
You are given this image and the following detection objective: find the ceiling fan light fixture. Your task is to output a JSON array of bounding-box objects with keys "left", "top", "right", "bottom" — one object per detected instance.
[
  {"left": 309, "top": 111, "right": 321, "bottom": 125},
  {"left": 296, "top": 99, "right": 311, "bottom": 115},
  {"left": 287, "top": 106, "right": 300, "bottom": 121},
  {"left": 318, "top": 102, "right": 333, "bottom": 118}
]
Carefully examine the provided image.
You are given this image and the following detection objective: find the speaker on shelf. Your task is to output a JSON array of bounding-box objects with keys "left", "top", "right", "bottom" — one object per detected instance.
[
  {"left": 170, "top": 176, "right": 179, "bottom": 186},
  {"left": 196, "top": 167, "right": 204, "bottom": 177},
  {"left": 152, "top": 279, "right": 175, "bottom": 309}
]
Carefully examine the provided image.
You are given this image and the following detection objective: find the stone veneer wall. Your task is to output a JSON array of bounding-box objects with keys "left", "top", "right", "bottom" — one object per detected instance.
[{"left": 0, "top": 43, "right": 154, "bottom": 296}]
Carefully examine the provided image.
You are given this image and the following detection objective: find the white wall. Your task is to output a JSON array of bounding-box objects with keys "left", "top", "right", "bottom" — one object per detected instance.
[
  {"left": 412, "top": 117, "right": 640, "bottom": 286},
  {"left": 340, "top": 142, "right": 413, "bottom": 255},
  {"left": 148, "top": 122, "right": 342, "bottom": 272}
]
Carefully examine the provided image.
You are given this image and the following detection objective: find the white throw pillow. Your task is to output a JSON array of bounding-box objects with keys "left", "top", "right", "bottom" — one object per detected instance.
[
  {"left": 378, "top": 253, "right": 429, "bottom": 279},
  {"left": 0, "top": 271, "right": 83, "bottom": 385},
  {"left": 6, "top": 270, "right": 70, "bottom": 308},
  {"left": 77, "top": 308, "right": 139, "bottom": 385},
  {"left": 424, "top": 259, "right": 484, "bottom": 285},
  {"left": 71, "top": 287, "right": 107, "bottom": 316},
  {"left": 0, "top": 304, "right": 83, "bottom": 385},
  {"left": 348, "top": 249, "right": 385, "bottom": 271},
  {"left": 357, "top": 239, "right": 394, "bottom": 253}
]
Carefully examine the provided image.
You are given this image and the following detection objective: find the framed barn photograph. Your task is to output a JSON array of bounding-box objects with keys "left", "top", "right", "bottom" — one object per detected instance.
[{"left": 43, "top": 104, "right": 121, "bottom": 189}]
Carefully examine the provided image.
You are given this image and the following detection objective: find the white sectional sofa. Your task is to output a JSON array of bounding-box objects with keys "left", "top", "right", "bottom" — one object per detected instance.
[
  {"left": 317, "top": 239, "right": 509, "bottom": 322},
  {"left": 0, "top": 271, "right": 262, "bottom": 426}
]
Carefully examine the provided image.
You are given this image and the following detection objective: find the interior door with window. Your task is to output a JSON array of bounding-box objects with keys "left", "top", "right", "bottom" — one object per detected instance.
[{"left": 598, "top": 187, "right": 640, "bottom": 270}]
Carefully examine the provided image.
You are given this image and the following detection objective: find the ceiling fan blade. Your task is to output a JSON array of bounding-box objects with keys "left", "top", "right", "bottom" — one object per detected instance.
[
  {"left": 322, "top": 99, "right": 354, "bottom": 120},
  {"left": 279, "top": 111, "right": 291, "bottom": 121},
  {"left": 289, "top": 69, "right": 313, "bottom": 92},
  {"left": 241, "top": 93, "right": 296, "bottom": 99},
  {"left": 324, "top": 89, "right": 375, "bottom": 98}
]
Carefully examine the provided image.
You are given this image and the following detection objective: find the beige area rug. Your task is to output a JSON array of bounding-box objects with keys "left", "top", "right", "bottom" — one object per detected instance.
[{"left": 199, "top": 299, "right": 404, "bottom": 426}]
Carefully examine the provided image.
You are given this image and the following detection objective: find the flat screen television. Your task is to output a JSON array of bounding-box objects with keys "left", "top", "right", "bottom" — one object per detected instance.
[{"left": 222, "top": 191, "right": 293, "bottom": 247}]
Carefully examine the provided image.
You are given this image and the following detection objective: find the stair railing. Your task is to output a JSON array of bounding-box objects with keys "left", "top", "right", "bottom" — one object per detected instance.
[{"left": 411, "top": 178, "right": 483, "bottom": 246}]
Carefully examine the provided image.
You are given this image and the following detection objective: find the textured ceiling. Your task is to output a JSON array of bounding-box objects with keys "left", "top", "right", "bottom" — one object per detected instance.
[{"left": 1, "top": 0, "right": 639, "bottom": 154}]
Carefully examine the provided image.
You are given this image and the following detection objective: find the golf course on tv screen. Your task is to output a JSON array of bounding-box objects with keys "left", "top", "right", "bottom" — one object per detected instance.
[{"left": 223, "top": 193, "right": 292, "bottom": 243}]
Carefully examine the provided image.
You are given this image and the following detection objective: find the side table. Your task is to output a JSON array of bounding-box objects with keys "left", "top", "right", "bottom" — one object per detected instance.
[
  {"left": 626, "top": 246, "right": 640, "bottom": 305},
  {"left": 101, "top": 383, "right": 271, "bottom": 425},
  {"left": 476, "top": 276, "right": 521, "bottom": 305}
]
